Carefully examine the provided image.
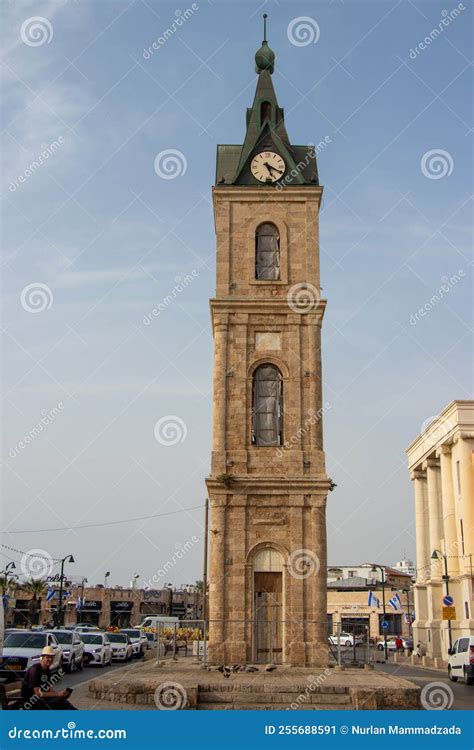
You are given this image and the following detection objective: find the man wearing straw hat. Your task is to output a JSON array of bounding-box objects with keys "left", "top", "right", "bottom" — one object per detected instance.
[{"left": 21, "top": 646, "right": 77, "bottom": 710}]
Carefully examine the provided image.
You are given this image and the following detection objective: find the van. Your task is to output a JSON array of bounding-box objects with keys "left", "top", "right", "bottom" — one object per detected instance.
[
  {"left": 448, "top": 635, "right": 474, "bottom": 685},
  {"left": 139, "top": 616, "right": 180, "bottom": 630}
]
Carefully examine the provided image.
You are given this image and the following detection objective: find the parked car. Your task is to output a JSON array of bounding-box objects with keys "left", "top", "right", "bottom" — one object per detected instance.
[
  {"left": 107, "top": 632, "right": 133, "bottom": 662},
  {"left": 47, "top": 629, "right": 85, "bottom": 672},
  {"left": 0, "top": 631, "right": 62, "bottom": 678},
  {"left": 376, "top": 637, "right": 412, "bottom": 651},
  {"left": 80, "top": 632, "right": 112, "bottom": 667},
  {"left": 448, "top": 636, "right": 474, "bottom": 685},
  {"left": 120, "top": 629, "right": 146, "bottom": 658},
  {"left": 328, "top": 632, "right": 363, "bottom": 647}
]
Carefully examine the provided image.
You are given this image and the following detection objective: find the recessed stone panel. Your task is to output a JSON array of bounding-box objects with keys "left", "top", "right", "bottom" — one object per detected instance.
[{"left": 255, "top": 331, "right": 281, "bottom": 350}]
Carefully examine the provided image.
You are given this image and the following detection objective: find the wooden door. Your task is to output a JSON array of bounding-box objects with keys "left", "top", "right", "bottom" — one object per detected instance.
[{"left": 254, "top": 572, "right": 282, "bottom": 663}]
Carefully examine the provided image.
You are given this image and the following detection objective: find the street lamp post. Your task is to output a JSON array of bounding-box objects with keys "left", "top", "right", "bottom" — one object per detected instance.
[
  {"left": 131, "top": 573, "right": 140, "bottom": 590},
  {"left": 78, "top": 577, "right": 88, "bottom": 620},
  {"left": 372, "top": 564, "right": 388, "bottom": 660},
  {"left": 166, "top": 583, "right": 173, "bottom": 617},
  {"left": 57, "top": 555, "right": 75, "bottom": 628},
  {"left": 1, "top": 563, "right": 17, "bottom": 622},
  {"left": 104, "top": 571, "right": 110, "bottom": 588},
  {"left": 431, "top": 549, "right": 452, "bottom": 651}
]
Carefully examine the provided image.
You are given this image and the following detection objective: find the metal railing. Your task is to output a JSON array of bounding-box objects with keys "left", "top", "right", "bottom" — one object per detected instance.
[{"left": 146, "top": 619, "right": 380, "bottom": 667}]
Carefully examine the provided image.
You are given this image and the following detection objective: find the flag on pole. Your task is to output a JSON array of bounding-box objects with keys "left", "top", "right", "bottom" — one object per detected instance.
[
  {"left": 388, "top": 593, "right": 402, "bottom": 611},
  {"left": 46, "top": 587, "right": 55, "bottom": 602},
  {"left": 368, "top": 590, "right": 380, "bottom": 608},
  {"left": 76, "top": 596, "right": 83, "bottom": 610}
]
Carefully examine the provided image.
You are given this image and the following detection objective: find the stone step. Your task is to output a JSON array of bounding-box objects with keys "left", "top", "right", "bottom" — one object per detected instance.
[
  {"left": 197, "top": 704, "right": 354, "bottom": 711},
  {"left": 197, "top": 684, "right": 350, "bottom": 695},
  {"left": 198, "top": 691, "right": 352, "bottom": 705}
]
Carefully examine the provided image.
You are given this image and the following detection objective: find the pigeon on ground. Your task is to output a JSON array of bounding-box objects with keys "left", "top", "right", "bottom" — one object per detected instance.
[
  {"left": 265, "top": 665, "right": 277, "bottom": 672},
  {"left": 245, "top": 666, "right": 259, "bottom": 673}
]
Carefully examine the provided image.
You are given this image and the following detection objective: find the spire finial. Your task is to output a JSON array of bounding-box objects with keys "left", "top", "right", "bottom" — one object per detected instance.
[{"left": 255, "top": 13, "right": 275, "bottom": 74}]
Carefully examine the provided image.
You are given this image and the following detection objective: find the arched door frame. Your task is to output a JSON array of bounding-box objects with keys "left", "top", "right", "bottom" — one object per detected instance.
[{"left": 247, "top": 542, "right": 288, "bottom": 664}]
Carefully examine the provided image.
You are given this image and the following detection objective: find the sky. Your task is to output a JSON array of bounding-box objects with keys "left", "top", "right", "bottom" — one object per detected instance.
[{"left": 1, "top": 0, "right": 472, "bottom": 589}]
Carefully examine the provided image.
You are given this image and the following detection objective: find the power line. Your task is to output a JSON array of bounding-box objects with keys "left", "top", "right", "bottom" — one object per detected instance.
[
  {"left": 0, "top": 544, "right": 62, "bottom": 563},
  {"left": 4, "top": 504, "right": 205, "bottom": 535}
]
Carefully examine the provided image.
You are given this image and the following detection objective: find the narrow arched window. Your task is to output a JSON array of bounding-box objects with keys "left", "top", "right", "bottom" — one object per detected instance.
[
  {"left": 260, "top": 101, "right": 272, "bottom": 123},
  {"left": 256, "top": 223, "right": 280, "bottom": 280},
  {"left": 252, "top": 364, "right": 283, "bottom": 446}
]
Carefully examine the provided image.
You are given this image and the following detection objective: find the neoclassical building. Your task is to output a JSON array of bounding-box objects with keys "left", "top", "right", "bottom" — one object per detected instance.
[
  {"left": 206, "top": 26, "right": 331, "bottom": 666},
  {"left": 407, "top": 400, "right": 474, "bottom": 659}
]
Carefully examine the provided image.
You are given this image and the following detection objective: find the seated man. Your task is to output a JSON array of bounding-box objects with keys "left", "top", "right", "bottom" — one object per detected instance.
[{"left": 22, "top": 646, "right": 77, "bottom": 710}]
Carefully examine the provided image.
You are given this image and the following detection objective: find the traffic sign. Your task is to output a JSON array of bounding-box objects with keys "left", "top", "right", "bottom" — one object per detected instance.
[
  {"left": 381, "top": 620, "right": 389, "bottom": 630},
  {"left": 442, "top": 605, "right": 456, "bottom": 620},
  {"left": 443, "top": 595, "right": 454, "bottom": 607}
]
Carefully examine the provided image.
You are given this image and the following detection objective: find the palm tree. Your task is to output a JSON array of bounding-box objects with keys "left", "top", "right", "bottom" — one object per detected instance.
[{"left": 23, "top": 579, "right": 47, "bottom": 627}]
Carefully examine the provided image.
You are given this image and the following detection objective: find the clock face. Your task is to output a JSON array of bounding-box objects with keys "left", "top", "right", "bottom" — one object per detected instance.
[{"left": 251, "top": 151, "right": 286, "bottom": 183}]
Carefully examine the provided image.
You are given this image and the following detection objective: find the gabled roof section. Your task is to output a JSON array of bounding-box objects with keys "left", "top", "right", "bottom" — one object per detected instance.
[{"left": 234, "top": 70, "right": 290, "bottom": 180}]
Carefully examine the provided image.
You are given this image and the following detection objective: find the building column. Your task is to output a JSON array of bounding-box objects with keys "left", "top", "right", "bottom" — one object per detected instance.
[
  {"left": 423, "top": 459, "right": 443, "bottom": 579},
  {"left": 454, "top": 437, "right": 474, "bottom": 572},
  {"left": 412, "top": 469, "right": 429, "bottom": 582},
  {"left": 211, "top": 322, "right": 228, "bottom": 472},
  {"left": 310, "top": 502, "right": 328, "bottom": 667},
  {"left": 288, "top": 504, "right": 305, "bottom": 665},
  {"left": 437, "top": 444, "right": 459, "bottom": 575},
  {"left": 208, "top": 500, "right": 226, "bottom": 664}
]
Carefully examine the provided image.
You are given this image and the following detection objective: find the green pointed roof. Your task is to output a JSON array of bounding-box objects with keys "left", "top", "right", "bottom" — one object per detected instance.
[{"left": 215, "top": 17, "right": 319, "bottom": 187}]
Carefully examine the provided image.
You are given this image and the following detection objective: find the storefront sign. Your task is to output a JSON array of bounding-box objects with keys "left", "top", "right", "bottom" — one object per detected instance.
[
  {"left": 111, "top": 601, "right": 133, "bottom": 611},
  {"left": 144, "top": 590, "right": 162, "bottom": 601}
]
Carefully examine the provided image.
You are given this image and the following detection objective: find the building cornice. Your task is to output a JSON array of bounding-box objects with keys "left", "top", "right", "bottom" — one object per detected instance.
[
  {"left": 210, "top": 297, "right": 326, "bottom": 331},
  {"left": 406, "top": 400, "right": 474, "bottom": 470}
]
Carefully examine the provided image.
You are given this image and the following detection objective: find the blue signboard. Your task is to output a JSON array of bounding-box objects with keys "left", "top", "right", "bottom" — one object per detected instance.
[
  {"left": 443, "top": 595, "right": 454, "bottom": 606},
  {"left": 381, "top": 620, "right": 389, "bottom": 630}
]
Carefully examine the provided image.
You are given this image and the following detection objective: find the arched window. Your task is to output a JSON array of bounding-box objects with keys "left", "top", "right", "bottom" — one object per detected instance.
[
  {"left": 255, "top": 222, "right": 280, "bottom": 280},
  {"left": 260, "top": 101, "right": 272, "bottom": 123},
  {"left": 252, "top": 364, "right": 283, "bottom": 446}
]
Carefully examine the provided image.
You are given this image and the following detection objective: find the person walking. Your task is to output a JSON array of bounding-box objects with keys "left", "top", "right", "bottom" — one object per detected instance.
[{"left": 21, "top": 646, "right": 77, "bottom": 710}]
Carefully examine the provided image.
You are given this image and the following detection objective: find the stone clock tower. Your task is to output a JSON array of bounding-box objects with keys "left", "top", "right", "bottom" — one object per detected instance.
[{"left": 206, "top": 20, "right": 331, "bottom": 668}]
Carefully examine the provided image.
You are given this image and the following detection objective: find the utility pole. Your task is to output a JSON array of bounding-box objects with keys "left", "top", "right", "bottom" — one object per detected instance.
[
  {"left": 202, "top": 498, "right": 209, "bottom": 626},
  {"left": 57, "top": 555, "right": 74, "bottom": 628},
  {"left": 372, "top": 564, "right": 388, "bottom": 660}
]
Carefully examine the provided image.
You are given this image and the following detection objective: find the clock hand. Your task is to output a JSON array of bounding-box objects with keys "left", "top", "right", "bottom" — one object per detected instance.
[{"left": 263, "top": 162, "right": 283, "bottom": 176}]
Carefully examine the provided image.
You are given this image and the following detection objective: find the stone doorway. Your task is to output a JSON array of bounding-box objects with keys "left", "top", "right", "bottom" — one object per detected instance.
[{"left": 253, "top": 570, "right": 283, "bottom": 664}]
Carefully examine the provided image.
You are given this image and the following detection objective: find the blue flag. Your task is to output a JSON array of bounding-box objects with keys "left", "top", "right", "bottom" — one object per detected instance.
[
  {"left": 388, "top": 593, "right": 402, "bottom": 611},
  {"left": 368, "top": 590, "right": 380, "bottom": 608}
]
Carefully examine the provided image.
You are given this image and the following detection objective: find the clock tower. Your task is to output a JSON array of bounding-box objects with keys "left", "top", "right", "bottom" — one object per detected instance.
[{"left": 206, "top": 18, "right": 331, "bottom": 668}]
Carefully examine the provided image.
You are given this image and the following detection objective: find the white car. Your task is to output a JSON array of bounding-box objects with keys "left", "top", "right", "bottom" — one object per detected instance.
[
  {"left": 0, "top": 631, "right": 62, "bottom": 678},
  {"left": 80, "top": 632, "right": 112, "bottom": 667},
  {"left": 448, "top": 635, "right": 474, "bottom": 685},
  {"left": 120, "top": 629, "right": 146, "bottom": 658},
  {"left": 48, "top": 629, "right": 85, "bottom": 672},
  {"left": 107, "top": 632, "right": 133, "bottom": 662},
  {"left": 328, "top": 632, "right": 363, "bottom": 647},
  {"left": 376, "top": 637, "right": 411, "bottom": 651}
]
